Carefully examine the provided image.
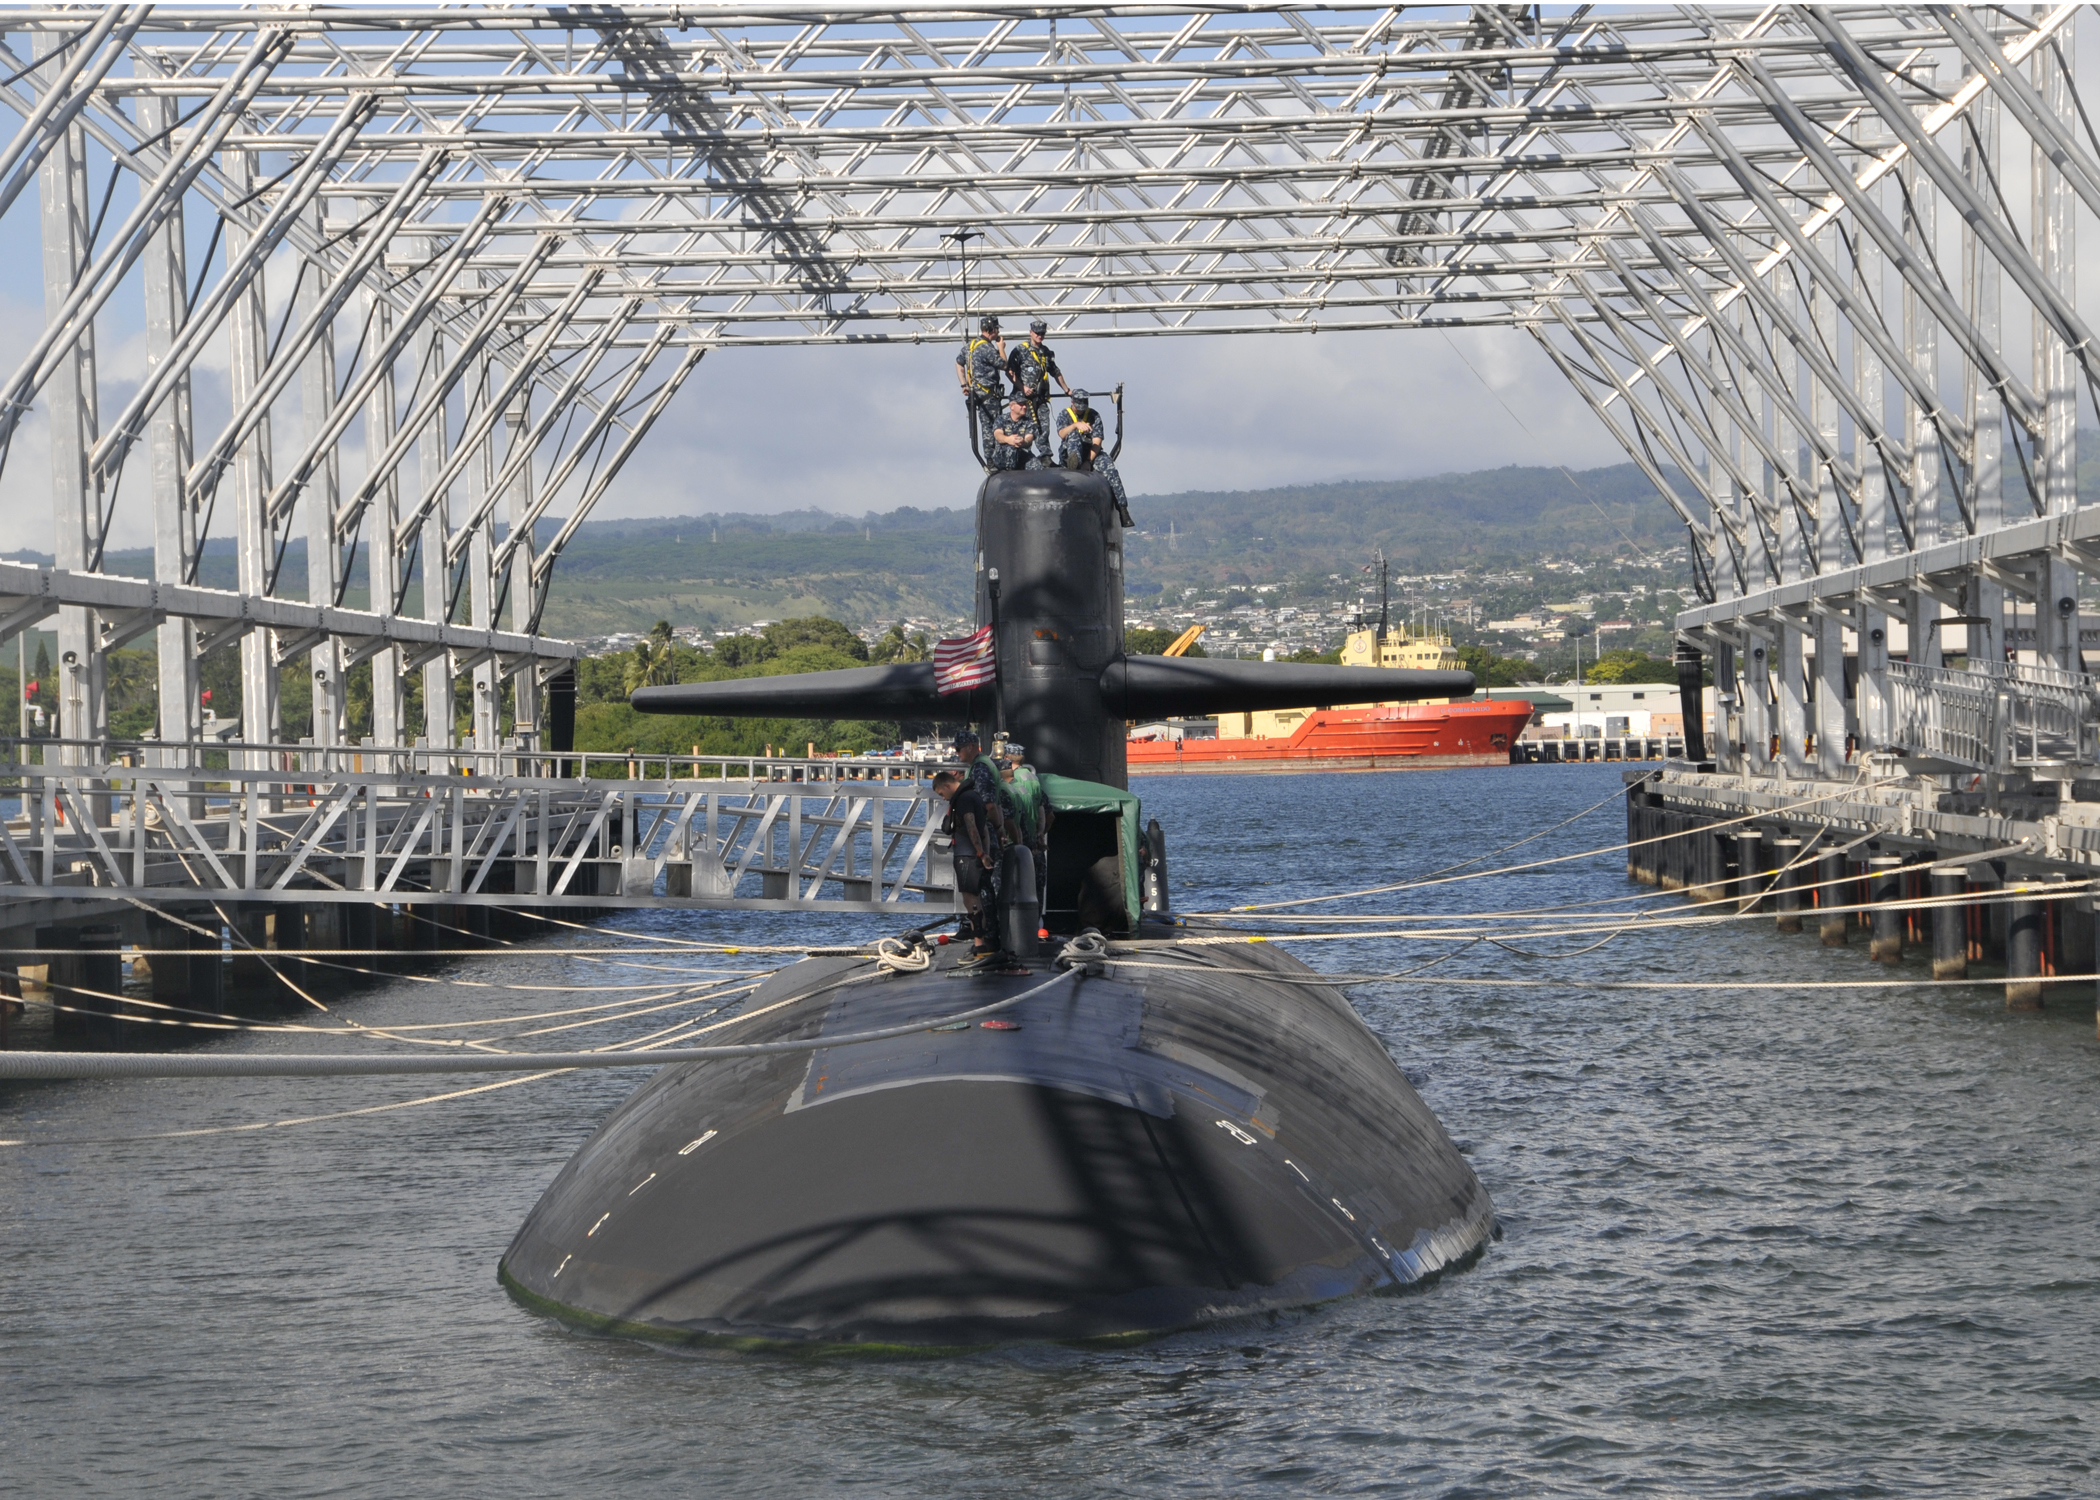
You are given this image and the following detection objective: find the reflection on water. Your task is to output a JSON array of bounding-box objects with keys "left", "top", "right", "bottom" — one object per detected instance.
[{"left": 4, "top": 764, "right": 2097, "bottom": 1497}]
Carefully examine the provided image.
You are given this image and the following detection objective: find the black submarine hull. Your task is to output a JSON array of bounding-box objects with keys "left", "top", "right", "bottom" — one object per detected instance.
[{"left": 501, "top": 940, "right": 1494, "bottom": 1349}]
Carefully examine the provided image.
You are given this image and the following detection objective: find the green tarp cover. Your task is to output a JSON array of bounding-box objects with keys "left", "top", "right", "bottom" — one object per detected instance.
[
  {"left": 1003, "top": 765, "right": 1047, "bottom": 843},
  {"left": 1036, "top": 772, "right": 1143, "bottom": 931}
]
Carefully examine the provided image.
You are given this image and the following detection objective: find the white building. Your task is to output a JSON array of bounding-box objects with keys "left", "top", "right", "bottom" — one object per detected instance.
[{"left": 1534, "top": 683, "right": 1718, "bottom": 739}]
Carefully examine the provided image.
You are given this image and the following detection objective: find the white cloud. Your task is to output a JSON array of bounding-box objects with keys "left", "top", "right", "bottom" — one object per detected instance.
[
  {"left": 0, "top": 316, "right": 1632, "bottom": 559},
  {"left": 594, "top": 326, "right": 1628, "bottom": 520}
]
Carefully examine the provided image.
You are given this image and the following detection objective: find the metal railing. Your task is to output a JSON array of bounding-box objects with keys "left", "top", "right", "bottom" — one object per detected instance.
[
  {"left": 0, "top": 737, "right": 948, "bottom": 787},
  {"left": 0, "top": 742, "right": 960, "bottom": 911},
  {"left": 1998, "top": 661, "right": 2100, "bottom": 768},
  {"left": 1879, "top": 660, "right": 2099, "bottom": 773},
  {"left": 1884, "top": 661, "right": 2001, "bottom": 771}
]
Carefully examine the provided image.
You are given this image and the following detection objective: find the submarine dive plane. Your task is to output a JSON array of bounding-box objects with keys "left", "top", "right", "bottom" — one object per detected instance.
[{"left": 500, "top": 461, "right": 1497, "bottom": 1349}]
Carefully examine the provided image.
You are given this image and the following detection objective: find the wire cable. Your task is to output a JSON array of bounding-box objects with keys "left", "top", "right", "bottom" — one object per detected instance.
[{"left": 0, "top": 966, "right": 1081, "bottom": 1081}]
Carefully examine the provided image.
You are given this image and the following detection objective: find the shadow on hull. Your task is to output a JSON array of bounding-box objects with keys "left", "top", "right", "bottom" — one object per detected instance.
[{"left": 501, "top": 942, "right": 1495, "bottom": 1351}]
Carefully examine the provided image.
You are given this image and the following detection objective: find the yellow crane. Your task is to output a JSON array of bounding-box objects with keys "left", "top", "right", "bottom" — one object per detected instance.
[{"left": 1163, "top": 623, "right": 1206, "bottom": 657}]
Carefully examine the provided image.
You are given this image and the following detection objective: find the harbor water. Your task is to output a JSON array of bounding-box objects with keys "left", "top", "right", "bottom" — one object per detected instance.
[{"left": 3, "top": 764, "right": 2096, "bottom": 1496}]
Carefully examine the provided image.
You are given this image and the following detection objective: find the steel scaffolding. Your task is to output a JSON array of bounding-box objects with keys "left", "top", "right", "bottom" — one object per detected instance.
[{"left": 0, "top": 4, "right": 2095, "bottom": 916}]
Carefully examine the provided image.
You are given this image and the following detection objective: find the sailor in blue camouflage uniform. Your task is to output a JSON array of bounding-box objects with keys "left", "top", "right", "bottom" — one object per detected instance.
[
  {"left": 1006, "top": 318, "right": 1068, "bottom": 464},
  {"left": 955, "top": 729, "right": 1017, "bottom": 844},
  {"left": 954, "top": 315, "right": 1008, "bottom": 460},
  {"left": 1056, "top": 390, "right": 1133, "bottom": 526},
  {"left": 989, "top": 393, "right": 1044, "bottom": 470},
  {"left": 952, "top": 728, "right": 1017, "bottom": 954}
]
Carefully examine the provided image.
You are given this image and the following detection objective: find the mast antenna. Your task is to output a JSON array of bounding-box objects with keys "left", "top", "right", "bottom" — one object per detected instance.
[{"left": 946, "top": 227, "right": 981, "bottom": 334}]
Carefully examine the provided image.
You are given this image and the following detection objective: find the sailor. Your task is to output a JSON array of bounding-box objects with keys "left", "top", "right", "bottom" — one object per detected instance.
[
  {"left": 953, "top": 728, "right": 1015, "bottom": 843},
  {"left": 1000, "top": 751, "right": 1052, "bottom": 908},
  {"left": 954, "top": 315, "right": 1008, "bottom": 460},
  {"left": 1007, "top": 318, "right": 1068, "bottom": 463},
  {"left": 1014, "top": 363, "right": 1051, "bottom": 462},
  {"left": 932, "top": 769, "right": 1000, "bottom": 961},
  {"left": 989, "top": 393, "right": 1044, "bottom": 471},
  {"left": 1057, "top": 390, "right": 1133, "bottom": 527}
]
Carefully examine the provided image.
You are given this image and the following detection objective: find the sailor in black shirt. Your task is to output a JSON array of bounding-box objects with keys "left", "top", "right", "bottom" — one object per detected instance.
[{"left": 933, "top": 769, "right": 1001, "bottom": 957}]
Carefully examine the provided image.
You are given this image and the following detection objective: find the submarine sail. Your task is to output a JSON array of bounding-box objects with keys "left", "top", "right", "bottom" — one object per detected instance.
[{"left": 502, "top": 466, "right": 1496, "bottom": 1348}]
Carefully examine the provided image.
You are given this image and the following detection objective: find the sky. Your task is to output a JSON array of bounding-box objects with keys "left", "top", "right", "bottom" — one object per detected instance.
[
  {"left": 0, "top": 309, "right": 1628, "bottom": 554},
  {"left": 597, "top": 325, "right": 1629, "bottom": 524},
  {"left": 3, "top": 3, "right": 2093, "bottom": 560}
]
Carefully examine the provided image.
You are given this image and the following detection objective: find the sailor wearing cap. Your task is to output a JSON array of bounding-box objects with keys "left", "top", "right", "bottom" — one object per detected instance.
[
  {"left": 1007, "top": 318, "right": 1068, "bottom": 464},
  {"left": 990, "top": 391, "right": 1044, "bottom": 471},
  {"left": 954, "top": 728, "right": 1015, "bottom": 838},
  {"left": 1057, "top": 389, "right": 1133, "bottom": 527},
  {"left": 955, "top": 315, "right": 1009, "bottom": 460}
]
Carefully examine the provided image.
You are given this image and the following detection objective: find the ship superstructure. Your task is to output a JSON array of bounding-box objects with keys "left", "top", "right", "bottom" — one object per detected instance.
[{"left": 1133, "top": 563, "right": 1530, "bottom": 774}]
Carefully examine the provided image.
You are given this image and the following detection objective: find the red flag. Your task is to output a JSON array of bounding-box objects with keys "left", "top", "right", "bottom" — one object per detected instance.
[
  {"left": 23, "top": 680, "right": 34, "bottom": 697},
  {"left": 933, "top": 625, "right": 996, "bottom": 695},
  {"left": 200, "top": 689, "right": 211, "bottom": 702}
]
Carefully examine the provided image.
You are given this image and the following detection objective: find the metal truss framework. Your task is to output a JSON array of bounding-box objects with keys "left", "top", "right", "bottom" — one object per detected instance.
[
  {"left": 0, "top": 4, "right": 2096, "bottom": 816},
  {"left": 0, "top": 747, "right": 961, "bottom": 912}
]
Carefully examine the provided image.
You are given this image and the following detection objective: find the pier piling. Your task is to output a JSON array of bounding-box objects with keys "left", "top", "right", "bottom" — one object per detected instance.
[
  {"left": 1931, "top": 868, "right": 1968, "bottom": 980},
  {"left": 1736, "top": 831, "right": 1763, "bottom": 912},
  {"left": 1818, "top": 853, "right": 1850, "bottom": 947},
  {"left": 48, "top": 923, "right": 123, "bottom": 1042},
  {"left": 145, "top": 911, "right": 190, "bottom": 1018},
  {"left": 1868, "top": 857, "right": 1905, "bottom": 964},
  {"left": 1980, "top": 862, "right": 2009, "bottom": 964},
  {"left": 2006, "top": 885, "right": 2045, "bottom": 1010},
  {"left": 2091, "top": 898, "right": 2100, "bottom": 1040},
  {"left": 226, "top": 906, "right": 279, "bottom": 1011},
  {"left": 1770, "top": 838, "right": 1804, "bottom": 933},
  {"left": 341, "top": 902, "right": 378, "bottom": 954},
  {"left": 453, "top": 904, "right": 492, "bottom": 948}
]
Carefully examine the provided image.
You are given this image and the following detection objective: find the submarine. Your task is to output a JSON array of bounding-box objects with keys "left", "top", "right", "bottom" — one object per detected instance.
[{"left": 500, "top": 458, "right": 1498, "bottom": 1349}]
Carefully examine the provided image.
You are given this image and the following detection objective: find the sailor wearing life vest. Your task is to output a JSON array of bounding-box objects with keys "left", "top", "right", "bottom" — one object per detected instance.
[
  {"left": 990, "top": 392, "right": 1045, "bottom": 471},
  {"left": 955, "top": 315, "right": 1009, "bottom": 461},
  {"left": 1006, "top": 318, "right": 1069, "bottom": 464},
  {"left": 1056, "top": 389, "right": 1132, "bottom": 526}
]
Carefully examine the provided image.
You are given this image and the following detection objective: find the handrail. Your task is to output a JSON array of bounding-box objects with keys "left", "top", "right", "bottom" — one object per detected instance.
[{"left": 0, "top": 735, "right": 956, "bottom": 786}]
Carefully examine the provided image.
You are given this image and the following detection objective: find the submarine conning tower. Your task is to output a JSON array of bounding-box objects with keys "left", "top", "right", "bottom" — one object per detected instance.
[
  {"left": 977, "top": 467, "right": 1128, "bottom": 783},
  {"left": 630, "top": 467, "right": 1477, "bottom": 788}
]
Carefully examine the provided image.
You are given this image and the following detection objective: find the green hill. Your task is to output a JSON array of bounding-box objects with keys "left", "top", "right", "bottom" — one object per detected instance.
[
  {"left": 537, "top": 461, "right": 1686, "bottom": 636},
  {"left": 32, "top": 462, "right": 1688, "bottom": 641}
]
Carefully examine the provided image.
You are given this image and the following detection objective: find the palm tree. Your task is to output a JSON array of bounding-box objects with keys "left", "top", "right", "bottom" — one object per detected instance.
[{"left": 623, "top": 620, "right": 678, "bottom": 694}]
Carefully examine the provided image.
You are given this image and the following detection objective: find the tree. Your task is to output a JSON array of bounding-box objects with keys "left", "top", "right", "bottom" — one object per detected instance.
[
  {"left": 711, "top": 633, "right": 775, "bottom": 669},
  {"left": 761, "top": 616, "right": 868, "bottom": 660},
  {"left": 869, "top": 626, "right": 930, "bottom": 663},
  {"left": 622, "top": 621, "right": 679, "bottom": 694},
  {"left": 1582, "top": 649, "right": 1677, "bottom": 685},
  {"left": 1123, "top": 627, "right": 1207, "bottom": 657},
  {"left": 1457, "top": 644, "right": 1530, "bottom": 688}
]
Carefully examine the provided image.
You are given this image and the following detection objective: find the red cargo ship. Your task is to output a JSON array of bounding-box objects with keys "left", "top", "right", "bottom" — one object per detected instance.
[
  {"left": 1127, "top": 589, "right": 1532, "bottom": 772},
  {"left": 1127, "top": 696, "right": 1532, "bottom": 773}
]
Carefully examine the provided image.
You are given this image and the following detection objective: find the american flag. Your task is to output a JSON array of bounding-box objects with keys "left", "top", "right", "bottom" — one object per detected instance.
[{"left": 933, "top": 625, "right": 996, "bottom": 695}]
